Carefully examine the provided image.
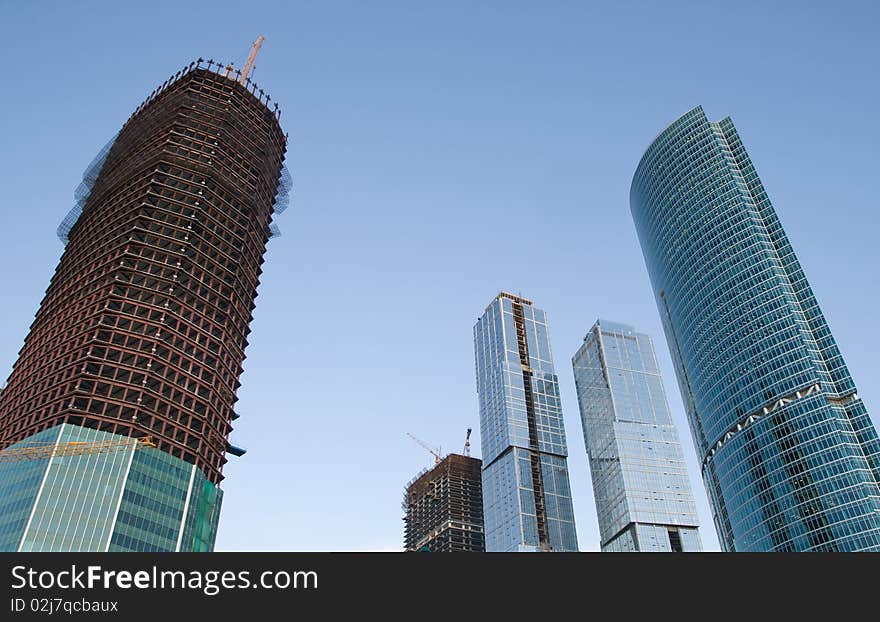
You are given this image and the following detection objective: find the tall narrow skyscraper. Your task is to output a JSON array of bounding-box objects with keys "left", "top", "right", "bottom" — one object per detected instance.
[
  {"left": 572, "top": 320, "right": 701, "bottom": 552},
  {"left": 474, "top": 292, "right": 578, "bottom": 551},
  {"left": 630, "top": 106, "right": 880, "bottom": 551},
  {"left": 0, "top": 52, "right": 289, "bottom": 551}
]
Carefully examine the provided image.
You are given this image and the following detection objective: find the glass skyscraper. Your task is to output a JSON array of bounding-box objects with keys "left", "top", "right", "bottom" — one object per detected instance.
[
  {"left": 473, "top": 292, "right": 578, "bottom": 552},
  {"left": 572, "top": 320, "right": 701, "bottom": 552},
  {"left": 630, "top": 106, "right": 880, "bottom": 551}
]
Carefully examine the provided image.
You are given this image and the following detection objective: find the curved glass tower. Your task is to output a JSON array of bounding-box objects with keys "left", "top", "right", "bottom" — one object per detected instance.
[{"left": 630, "top": 106, "right": 880, "bottom": 551}]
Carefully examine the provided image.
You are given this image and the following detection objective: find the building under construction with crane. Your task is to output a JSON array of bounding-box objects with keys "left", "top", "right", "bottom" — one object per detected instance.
[
  {"left": 403, "top": 430, "right": 485, "bottom": 552},
  {"left": 0, "top": 39, "right": 290, "bottom": 551}
]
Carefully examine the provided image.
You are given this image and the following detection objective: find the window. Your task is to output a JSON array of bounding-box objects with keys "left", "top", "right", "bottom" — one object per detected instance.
[{"left": 668, "top": 528, "right": 682, "bottom": 552}]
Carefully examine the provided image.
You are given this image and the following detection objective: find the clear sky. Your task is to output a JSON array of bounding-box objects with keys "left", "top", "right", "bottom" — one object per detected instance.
[{"left": 1, "top": 1, "right": 878, "bottom": 552}]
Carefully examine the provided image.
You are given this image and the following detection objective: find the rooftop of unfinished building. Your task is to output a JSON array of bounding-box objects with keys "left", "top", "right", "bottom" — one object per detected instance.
[{"left": 125, "top": 56, "right": 285, "bottom": 133}]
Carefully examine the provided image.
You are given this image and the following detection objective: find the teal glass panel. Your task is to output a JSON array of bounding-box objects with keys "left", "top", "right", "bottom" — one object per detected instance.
[
  {"left": 108, "top": 447, "right": 193, "bottom": 552},
  {"left": 0, "top": 423, "right": 221, "bottom": 552},
  {"left": 20, "top": 424, "right": 134, "bottom": 552},
  {"left": 0, "top": 426, "right": 62, "bottom": 551}
]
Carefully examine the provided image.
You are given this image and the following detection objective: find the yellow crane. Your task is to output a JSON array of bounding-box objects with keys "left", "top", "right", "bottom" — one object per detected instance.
[
  {"left": 0, "top": 436, "right": 156, "bottom": 463},
  {"left": 406, "top": 432, "right": 442, "bottom": 466}
]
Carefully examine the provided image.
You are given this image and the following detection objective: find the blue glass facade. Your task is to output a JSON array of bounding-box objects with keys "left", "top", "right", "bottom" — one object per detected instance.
[
  {"left": 474, "top": 292, "right": 578, "bottom": 551},
  {"left": 0, "top": 424, "right": 222, "bottom": 552},
  {"left": 630, "top": 106, "right": 880, "bottom": 551},
  {"left": 572, "top": 320, "right": 701, "bottom": 552}
]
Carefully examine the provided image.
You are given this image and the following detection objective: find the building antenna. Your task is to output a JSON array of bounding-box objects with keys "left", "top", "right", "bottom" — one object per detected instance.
[{"left": 239, "top": 35, "right": 265, "bottom": 85}]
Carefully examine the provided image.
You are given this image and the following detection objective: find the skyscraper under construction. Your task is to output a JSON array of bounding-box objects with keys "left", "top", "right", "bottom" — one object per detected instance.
[
  {"left": 403, "top": 453, "right": 485, "bottom": 552},
  {"left": 0, "top": 42, "right": 290, "bottom": 551}
]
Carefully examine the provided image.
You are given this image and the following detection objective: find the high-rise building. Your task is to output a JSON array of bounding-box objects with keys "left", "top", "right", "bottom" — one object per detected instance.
[
  {"left": 0, "top": 52, "right": 290, "bottom": 551},
  {"left": 572, "top": 320, "right": 701, "bottom": 552},
  {"left": 473, "top": 292, "right": 578, "bottom": 552},
  {"left": 630, "top": 106, "right": 880, "bottom": 551},
  {"left": 403, "top": 454, "right": 485, "bottom": 552}
]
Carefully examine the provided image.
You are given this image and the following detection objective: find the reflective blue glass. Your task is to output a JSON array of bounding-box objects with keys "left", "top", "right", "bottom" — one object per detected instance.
[
  {"left": 0, "top": 424, "right": 221, "bottom": 551},
  {"left": 630, "top": 107, "right": 880, "bottom": 551},
  {"left": 573, "top": 320, "right": 702, "bottom": 552},
  {"left": 474, "top": 292, "right": 578, "bottom": 551}
]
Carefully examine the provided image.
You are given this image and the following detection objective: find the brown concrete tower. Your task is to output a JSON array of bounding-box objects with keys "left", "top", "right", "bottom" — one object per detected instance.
[
  {"left": 404, "top": 454, "right": 485, "bottom": 552},
  {"left": 0, "top": 45, "right": 289, "bottom": 551}
]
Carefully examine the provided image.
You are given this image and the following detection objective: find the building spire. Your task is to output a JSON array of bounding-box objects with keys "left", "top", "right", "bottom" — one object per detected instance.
[{"left": 239, "top": 35, "right": 265, "bottom": 84}]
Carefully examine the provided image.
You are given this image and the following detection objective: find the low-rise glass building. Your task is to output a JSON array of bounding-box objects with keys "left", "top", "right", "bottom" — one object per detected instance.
[{"left": 0, "top": 424, "right": 220, "bottom": 551}]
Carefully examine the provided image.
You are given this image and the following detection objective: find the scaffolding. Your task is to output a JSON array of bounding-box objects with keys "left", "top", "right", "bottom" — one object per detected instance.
[
  {"left": 403, "top": 454, "right": 485, "bottom": 552},
  {"left": 57, "top": 133, "right": 119, "bottom": 245},
  {"left": 0, "top": 436, "right": 156, "bottom": 463}
]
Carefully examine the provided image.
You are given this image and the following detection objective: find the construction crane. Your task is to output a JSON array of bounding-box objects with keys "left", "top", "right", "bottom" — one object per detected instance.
[
  {"left": 0, "top": 436, "right": 156, "bottom": 463},
  {"left": 406, "top": 432, "right": 442, "bottom": 466},
  {"left": 463, "top": 428, "right": 472, "bottom": 457},
  {"left": 239, "top": 35, "right": 265, "bottom": 84}
]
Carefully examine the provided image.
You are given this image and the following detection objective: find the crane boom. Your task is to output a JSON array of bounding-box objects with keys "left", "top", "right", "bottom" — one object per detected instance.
[
  {"left": 406, "top": 432, "right": 442, "bottom": 465},
  {"left": 239, "top": 35, "right": 265, "bottom": 84},
  {"left": 464, "top": 427, "right": 472, "bottom": 456}
]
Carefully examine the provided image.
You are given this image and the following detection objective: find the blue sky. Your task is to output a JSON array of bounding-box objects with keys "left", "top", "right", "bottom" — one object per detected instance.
[{"left": 1, "top": 1, "right": 878, "bottom": 551}]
